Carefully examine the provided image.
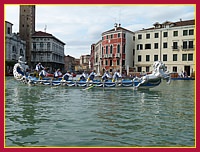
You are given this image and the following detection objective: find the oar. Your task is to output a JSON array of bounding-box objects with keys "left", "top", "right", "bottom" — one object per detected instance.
[{"left": 83, "top": 84, "right": 95, "bottom": 90}]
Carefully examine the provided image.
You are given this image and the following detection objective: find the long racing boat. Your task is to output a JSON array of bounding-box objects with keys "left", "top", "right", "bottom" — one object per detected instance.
[{"left": 13, "top": 57, "right": 171, "bottom": 89}]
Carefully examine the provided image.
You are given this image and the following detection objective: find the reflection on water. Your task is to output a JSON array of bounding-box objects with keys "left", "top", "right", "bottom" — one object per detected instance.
[{"left": 5, "top": 77, "right": 195, "bottom": 147}]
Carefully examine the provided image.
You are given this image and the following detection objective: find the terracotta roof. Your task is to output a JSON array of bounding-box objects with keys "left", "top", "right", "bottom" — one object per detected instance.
[
  {"left": 32, "top": 31, "right": 53, "bottom": 37},
  {"left": 102, "top": 26, "right": 134, "bottom": 35},
  {"left": 139, "top": 19, "right": 195, "bottom": 31},
  {"left": 32, "top": 31, "right": 65, "bottom": 45}
]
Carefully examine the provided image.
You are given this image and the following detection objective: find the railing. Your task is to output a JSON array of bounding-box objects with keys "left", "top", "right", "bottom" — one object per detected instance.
[
  {"left": 116, "top": 53, "right": 121, "bottom": 58},
  {"left": 181, "top": 45, "right": 195, "bottom": 51}
]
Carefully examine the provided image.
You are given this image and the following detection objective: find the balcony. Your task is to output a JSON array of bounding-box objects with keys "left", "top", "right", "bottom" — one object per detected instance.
[
  {"left": 108, "top": 54, "right": 113, "bottom": 58},
  {"left": 171, "top": 46, "right": 180, "bottom": 51},
  {"left": 181, "top": 45, "right": 195, "bottom": 51},
  {"left": 103, "top": 54, "right": 108, "bottom": 58},
  {"left": 116, "top": 53, "right": 121, "bottom": 58}
]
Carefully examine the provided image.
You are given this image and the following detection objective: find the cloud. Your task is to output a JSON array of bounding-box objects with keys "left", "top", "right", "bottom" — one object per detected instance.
[{"left": 5, "top": 5, "right": 195, "bottom": 58}]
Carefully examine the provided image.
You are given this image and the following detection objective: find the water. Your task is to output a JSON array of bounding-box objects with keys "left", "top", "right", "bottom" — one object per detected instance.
[{"left": 5, "top": 77, "right": 195, "bottom": 147}]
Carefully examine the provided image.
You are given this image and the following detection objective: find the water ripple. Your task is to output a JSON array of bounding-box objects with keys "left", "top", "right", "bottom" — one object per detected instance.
[{"left": 5, "top": 77, "right": 195, "bottom": 147}]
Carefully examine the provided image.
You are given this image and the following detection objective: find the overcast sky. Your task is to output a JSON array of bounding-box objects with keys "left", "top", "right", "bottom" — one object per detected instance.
[{"left": 5, "top": 4, "right": 195, "bottom": 58}]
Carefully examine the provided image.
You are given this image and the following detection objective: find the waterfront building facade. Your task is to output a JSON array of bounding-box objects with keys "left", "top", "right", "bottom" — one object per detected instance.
[
  {"left": 134, "top": 19, "right": 195, "bottom": 76},
  {"left": 5, "top": 21, "right": 26, "bottom": 74},
  {"left": 64, "top": 55, "right": 75, "bottom": 73},
  {"left": 80, "top": 55, "right": 90, "bottom": 72},
  {"left": 93, "top": 40, "right": 102, "bottom": 75},
  {"left": 31, "top": 31, "right": 65, "bottom": 72},
  {"left": 101, "top": 23, "right": 135, "bottom": 75}
]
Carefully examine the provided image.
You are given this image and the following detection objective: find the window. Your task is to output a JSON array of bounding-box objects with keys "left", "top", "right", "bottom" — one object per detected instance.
[
  {"left": 146, "top": 55, "right": 150, "bottom": 61},
  {"left": 163, "top": 42, "right": 168, "bottom": 48},
  {"left": 163, "top": 54, "right": 167, "bottom": 61},
  {"left": 154, "top": 33, "right": 159, "bottom": 38},
  {"left": 102, "top": 36, "right": 104, "bottom": 40},
  {"left": 188, "top": 53, "right": 193, "bottom": 61},
  {"left": 173, "top": 66, "right": 177, "bottom": 72},
  {"left": 183, "top": 41, "right": 187, "bottom": 49},
  {"left": 117, "top": 59, "right": 120, "bottom": 65},
  {"left": 7, "top": 27, "right": 11, "bottom": 34},
  {"left": 33, "top": 43, "right": 36, "bottom": 50},
  {"left": 117, "top": 44, "right": 120, "bottom": 53},
  {"left": 40, "top": 42, "right": 44, "bottom": 48},
  {"left": 123, "top": 33, "right": 126, "bottom": 38},
  {"left": 47, "top": 42, "right": 51, "bottom": 50},
  {"left": 138, "top": 34, "right": 142, "bottom": 39},
  {"left": 146, "top": 66, "right": 150, "bottom": 72},
  {"left": 189, "top": 41, "right": 194, "bottom": 49},
  {"left": 118, "top": 33, "right": 121, "bottom": 38},
  {"left": 154, "top": 43, "right": 158, "bottom": 49},
  {"left": 122, "top": 44, "right": 125, "bottom": 54},
  {"left": 173, "top": 42, "right": 178, "bottom": 49},
  {"left": 189, "top": 29, "right": 194, "bottom": 35},
  {"left": 183, "top": 30, "right": 188, "bottom": 36},
  {"left": 111, "top": 34, "right": 113, "bottom": 39},
  {"left": 138, "top": 55, "right": 142, "bottom": 62},
  {"left": 106, "top": 35, "right": 109, "bottom": 39},
  {"left": 110, "top": 60, "right": 112, "bottom": 66},
  {"left": 138, "top": 67, "right": 142, "bottom": 72},
  {"left": 145, "top": 44, "right": 151, "bottom": 49},
  {"left": 106, "top": 46, "right": 108, "bottom": 54},
  {"left": 163, "top": 32, "right": 168, "bottom": 37},
  {"left": 133, "top": 36, "right": 135, "bottom": 41},
  {"left": 173, "top": 31, "right": 178, "bottom": 37},
  {"left": 122, "top": 60, "right": 125, "bottom": 66},
  {"left": 137, "top": 44, "right": 143, "bottom": 50},
  {"left": 173, "top": 54, "right": 177, "bottom": 61},
  {"left": 105, "top": 60, "right": 108, "bottom": 65},
  {"left": 146, "top": 34, "right": 150, "bottom": 39},
  {"left": 110, "top": 45, "right": 113, "bottom": 54},
  {"left": 154, "top": 55, "right": 158, "bottom": 61},
  {"left": 182, "top": 54, "right": 187, "bottom": 61}
]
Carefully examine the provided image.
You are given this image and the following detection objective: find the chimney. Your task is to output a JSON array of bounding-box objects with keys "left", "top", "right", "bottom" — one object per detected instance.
[{"left": 114, "top": 23, "right": 117, "bottom": 31}]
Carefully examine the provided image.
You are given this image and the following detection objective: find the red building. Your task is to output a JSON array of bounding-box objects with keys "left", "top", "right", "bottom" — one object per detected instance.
[{"left": 101, "top": 23, "right": 135, "bottom": 75}]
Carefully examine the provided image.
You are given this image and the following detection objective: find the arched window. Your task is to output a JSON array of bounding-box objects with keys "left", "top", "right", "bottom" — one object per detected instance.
[
  {"left": 106, "top": 46, "right": 108, "bottom": 54},
  {"left": 117, "top": 44, "right": 120, "bottom": 53},
  {"left": 110, "top": 45, "right": 113, "bottom": 54}
]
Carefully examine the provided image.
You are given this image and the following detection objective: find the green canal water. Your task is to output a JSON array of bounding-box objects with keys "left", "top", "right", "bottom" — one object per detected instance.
[{"left": 5, "top": 77, "right": 195, "bottom": 147}]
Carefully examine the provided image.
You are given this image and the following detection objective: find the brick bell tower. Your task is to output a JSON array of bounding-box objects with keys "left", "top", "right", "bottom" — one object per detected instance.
[{"left": 19, "top": 5, "right": 35, "bottom": 66}]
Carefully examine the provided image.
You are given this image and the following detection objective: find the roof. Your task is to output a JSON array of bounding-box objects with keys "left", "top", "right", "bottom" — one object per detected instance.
[
  {"left": 139, "top": 19, "right": 195, "bottom": 31},
  {"left": 32, "top": 31, "right": 65, "bottom": 45},
  {"left": 102, "top": 26, "right": 134, "bottom": 35}
]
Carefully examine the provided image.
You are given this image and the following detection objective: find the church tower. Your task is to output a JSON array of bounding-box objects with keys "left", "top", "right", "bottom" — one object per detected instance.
[{"left": 19, "top": 5, "right": 35, "bottom": 66}]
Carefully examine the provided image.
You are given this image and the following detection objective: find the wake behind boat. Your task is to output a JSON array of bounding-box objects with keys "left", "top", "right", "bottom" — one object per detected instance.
[{"left": 13, "top": 56, "right": 171, "bottom": 89}]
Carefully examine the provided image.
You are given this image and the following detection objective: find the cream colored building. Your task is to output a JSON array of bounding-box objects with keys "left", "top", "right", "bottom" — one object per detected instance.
[{"left": 134, "top": 19, "right": 195, "bottom": 77}]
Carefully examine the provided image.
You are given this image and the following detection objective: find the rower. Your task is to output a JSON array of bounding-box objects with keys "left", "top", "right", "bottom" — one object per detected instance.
[
  {"left": 87, "top": 70, "right": 97, "bottom": 82},
  {"left": 39, "top": 68, "right": 47, "bottom": 80},
  {"left": 102, "top": 70, "right": 111, "bottom": 82},
  {"left": 62, "top": 71, "right": 72, "bottom": 81},
  {"left": 79, "top": 71, "right": 88, "bottom": 81},
  {"left": 112, "top": 69, "right": 121, "bottom": 82}
]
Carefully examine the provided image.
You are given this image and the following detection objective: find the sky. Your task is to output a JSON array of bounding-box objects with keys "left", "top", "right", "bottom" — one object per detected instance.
[{"left": 5, "top": 4, "right": 195, "bottom": 58}]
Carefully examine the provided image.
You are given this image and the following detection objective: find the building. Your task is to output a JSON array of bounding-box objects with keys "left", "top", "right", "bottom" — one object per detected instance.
[
  {"left": 134, "top": 19, "right": 195, "bottom": 76},
  {"left": 5, "top": 21, "right": 26, "bottom": 74},
  {"left": 31, "top": 31, "right": 65, "bottom": 72},
  {"left": 93, "top": 40, "right": 102, "bottom": 75},
  {"left": 89, "top": 44, "right": 95, "bottom": 71},
  {"left": 64, "top": 55, "right": 75, "bottom": 72},
  {"left": 101, "top": 23, "right": 135, "bottom": 75},
  {"left": 19, "top": 5, "right": 35, "bottom": 66},
  {"left": 80, "top": 55, "right": 90, "bottom": 72}
]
